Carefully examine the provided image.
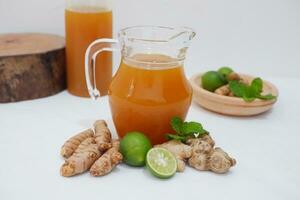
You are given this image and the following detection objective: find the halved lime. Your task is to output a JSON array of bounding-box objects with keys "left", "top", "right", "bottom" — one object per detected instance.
[{"left": 146, "top": 148, "right": 177, "bottom": 179}]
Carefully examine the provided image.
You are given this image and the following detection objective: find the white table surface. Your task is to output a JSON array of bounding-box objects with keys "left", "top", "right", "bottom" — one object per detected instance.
[{"left": 1, "top": 76, "right": 300, "bottom": 200}]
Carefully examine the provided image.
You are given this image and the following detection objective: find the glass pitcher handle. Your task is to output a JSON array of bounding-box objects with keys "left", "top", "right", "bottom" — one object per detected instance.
[{"left": 85, "top": 38, "right": 120, "bottom": 100}]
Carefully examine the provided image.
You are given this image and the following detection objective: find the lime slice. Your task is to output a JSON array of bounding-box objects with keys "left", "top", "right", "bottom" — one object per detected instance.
[{"left": 146, "top": 147, "right": 177, "bottom": 179}]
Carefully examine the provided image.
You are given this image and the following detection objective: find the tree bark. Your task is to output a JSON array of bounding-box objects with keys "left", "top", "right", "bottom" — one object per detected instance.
[{"left": 0, "top": 33, "right": 66, "bottom": 103}]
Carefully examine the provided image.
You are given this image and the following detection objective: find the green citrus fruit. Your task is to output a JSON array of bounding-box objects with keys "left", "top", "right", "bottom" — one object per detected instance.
[
  {"left": 218, "top": 66, "right": 233, "bottom": 80},
  {"left": 120, "top": 131, "right": 152, "bottom": 167},
  {"left": 146, "top": 147, "right": 177, "bottom": 179},
  {"left": 201, "top": 71, "right": 227, "bottom": 92}
]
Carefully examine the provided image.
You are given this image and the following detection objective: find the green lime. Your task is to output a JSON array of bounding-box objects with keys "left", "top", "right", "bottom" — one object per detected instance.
[
  {"left": 218, "top": 66, "right": 233, "bottom": 80},
  {"left": 201, "top": 71, "right": 227, "bottom": 92},
  {"left": 146, "top": 147, "right": 177, "bottom": 179},
  {"left": 120, "top": 131, "right": 152, "bottom": 167}
]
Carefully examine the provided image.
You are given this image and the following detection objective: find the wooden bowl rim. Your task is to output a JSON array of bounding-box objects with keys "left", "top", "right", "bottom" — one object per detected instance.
[{"left": 190, "top": 73, "right": 279, "bottom": 107}]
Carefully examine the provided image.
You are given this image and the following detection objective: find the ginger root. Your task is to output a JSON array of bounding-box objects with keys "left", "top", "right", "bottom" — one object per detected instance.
[
  {"left": 187, "top": 135, "right": 236, "bottom": 174},
  {"left": 94, "top": 120, "right": 112, "bottom": 152},
  {"left": 187, "top": 135, "right": 215, "bottom": 171},
  {"left": 60, "top": 129, "right": 94, "bottom": 159},
  {"left": 188, "top": 152, "right": 210, "bottom": 171},
  {"left": 90, "top": 140, "right": 123, "bottom": 176},
  {"left": 158, "top": 134, "right": 235, "bottom": 174},
  {"left": 227, "top": 72, "right": 241, "bottom": 81},
  {"left": 215, "top": 85, "right": 230, "bottom": 96},
  {"left": 60, "top": 137, "right": 101, "bottom": 177},
  {"left": 208, "top": 147, "right": 236, "bottom": 173},
  {"left": 155, "top": 140, "right": 192, "bottom": 172},
  {"left": 187, "top": 134, "right": 215, "bottom": 153},
  {"left": 228, "top": 72, "right": 249, "bottom": 85}
]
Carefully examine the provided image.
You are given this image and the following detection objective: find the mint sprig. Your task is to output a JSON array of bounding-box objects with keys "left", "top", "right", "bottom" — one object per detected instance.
[
  {"left": 166, "top": 117, "right": 208, "bottom": 142},
  {"left": 229, "top": 78, "right": 276, "bottom": 102}
]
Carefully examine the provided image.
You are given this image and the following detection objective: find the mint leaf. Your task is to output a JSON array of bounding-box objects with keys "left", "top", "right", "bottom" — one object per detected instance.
[
  {"left": 167, "top": 117, "right": 209, "bottom": 142},
  {"left": 229, "top": 77, "right": 276, "bottom": 102},
  {"left": 181, "top": 121, "right": 203, "bottom": 136},
  {"left": 256, "top": 94, "right": 276, "bottom": 100},
  {"left": 251, "top": 78, "right": 263, "bottom": 94},
  {"left": 170, "top": 117, "right": 183, "bottom": 134},
  {"left": 243, "top": 86, "right": 257, "bottom": 102},
  {"left": 229, "top": 80, "right": 247, "bottom": 97},
  {"left": 252, "top": 78, "right": 276, "bottom": 100},
  {"left": 166, "top": 134, "right": 186, "bottom": 142},
  {"left": 242, "top": 94, "right": 256, "bottom": 102},
  {"left": 229, "top": 80, "right": 255, "bottom": 101},
  {"left": 194, "top": 129, "right": 209, "bottom": 138}
]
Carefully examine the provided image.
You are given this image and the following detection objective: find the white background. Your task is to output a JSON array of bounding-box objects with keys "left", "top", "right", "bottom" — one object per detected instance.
[{"left": 0, "top": 0, "right": 299, "bottom": 78}]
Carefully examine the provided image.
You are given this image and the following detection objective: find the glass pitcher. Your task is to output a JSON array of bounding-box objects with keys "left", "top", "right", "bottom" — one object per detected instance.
[{"left": 85, "top": 26, "right": 196, "bottom": 144}]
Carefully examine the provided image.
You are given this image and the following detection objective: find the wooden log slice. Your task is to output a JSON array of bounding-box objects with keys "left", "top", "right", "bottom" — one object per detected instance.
[{"left": 0, "top": 33, "right": 66, "bottom": 103}]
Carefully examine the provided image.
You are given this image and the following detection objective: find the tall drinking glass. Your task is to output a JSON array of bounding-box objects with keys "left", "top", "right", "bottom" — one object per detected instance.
[{"left": 65, "top": 0, "right": 112, "bottom": 97}]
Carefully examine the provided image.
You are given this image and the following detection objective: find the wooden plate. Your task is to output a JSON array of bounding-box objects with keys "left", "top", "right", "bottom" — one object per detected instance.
[{"left": 189, "top": 73, "right": 279, "bottom": 116}]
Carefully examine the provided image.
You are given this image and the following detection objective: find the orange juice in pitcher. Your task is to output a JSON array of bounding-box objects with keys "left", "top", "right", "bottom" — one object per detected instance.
[
  {"left": 65, "top": 0, "right": 112, "bottom": 97},
  {"left": 108, "top": 54, "right": 192, "bottom": 144}
]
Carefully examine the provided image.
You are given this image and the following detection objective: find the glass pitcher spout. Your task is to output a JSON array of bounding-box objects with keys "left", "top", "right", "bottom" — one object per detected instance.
[{"left": 167, "top": 27, "right": 196, "bottom": 45}]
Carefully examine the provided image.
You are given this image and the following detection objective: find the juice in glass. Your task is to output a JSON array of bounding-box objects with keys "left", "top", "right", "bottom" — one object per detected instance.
[
  {"left": 109, "top": 54, "right": 192, "bottom": 144},
  {"left": 65, "top": 7, "right": 112, "bottom": 97}
]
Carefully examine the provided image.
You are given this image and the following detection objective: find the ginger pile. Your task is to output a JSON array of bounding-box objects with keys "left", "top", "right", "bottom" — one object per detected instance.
[
  {"left": 60, "top": 120, "right": 122, "bottom": 177},
  {"left": 156, "top": 134, "right": 236, "bottom": 174}
]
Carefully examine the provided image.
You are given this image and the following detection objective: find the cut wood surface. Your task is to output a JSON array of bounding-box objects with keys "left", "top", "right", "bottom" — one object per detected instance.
[{"left": 0, "top": 33, "right": 66, "bottom": 102}]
